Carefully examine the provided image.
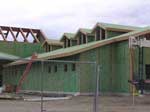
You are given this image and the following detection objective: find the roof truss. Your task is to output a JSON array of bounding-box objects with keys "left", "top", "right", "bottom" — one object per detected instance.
[{"left": 0, "top": 26, "right": 47, "bottom": 43}]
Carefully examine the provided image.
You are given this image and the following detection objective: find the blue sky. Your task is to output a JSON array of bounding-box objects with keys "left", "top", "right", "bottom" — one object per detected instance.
[{"left": 0, "top": 0, "right": 150, "bottom": 39}]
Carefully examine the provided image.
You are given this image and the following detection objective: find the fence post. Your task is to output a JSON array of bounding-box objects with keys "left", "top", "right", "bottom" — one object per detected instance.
[
  {"left": 94, "top": 64, "right": 100, "bottom": 112},
  {"left": 41, "top": 60, "right": 44, "bottom": 112}
]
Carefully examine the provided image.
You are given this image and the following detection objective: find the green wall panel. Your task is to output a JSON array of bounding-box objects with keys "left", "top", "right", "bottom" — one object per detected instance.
[
  {"left": 107, "top": 30, "right": 127, "bottom": 38},
  {"left": 0, "top": 41, "right": 44, "bottom": 57},
  {"left": 3, "top": 40, "right": 133, "bottom": 94},
  {"left": 79, "top": 49, "right": 97, "bottom": 93},
  {"left": 87, "top": 36, "right": 95, "bottom": 42},
  {"left": 3, "top": 59, "right": 80, "bottom": 93},
  {"left": 79, "top": 41, "right": 130, "bottom": 93},
  {"left": 52, "top": 45, "right": 62, "bottom": 51}
]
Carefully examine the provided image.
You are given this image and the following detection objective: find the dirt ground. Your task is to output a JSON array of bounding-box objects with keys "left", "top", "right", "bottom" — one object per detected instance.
[{"left": 0, "top": 95, "right": 150, "bottom": 112}]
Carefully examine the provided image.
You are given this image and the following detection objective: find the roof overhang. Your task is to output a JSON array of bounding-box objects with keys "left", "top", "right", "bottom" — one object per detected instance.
[
  {"left": 42, "top": 39, "right": 63, "bottom": 46},
  {"left": 60, "top": 33, "right": 75, "bottom": 41},
  {"left": 74, "top": 28, "right": 94, "bottom": 39},
  {"left": 92, "top": 22, "right": 142, "bottom": 33}
]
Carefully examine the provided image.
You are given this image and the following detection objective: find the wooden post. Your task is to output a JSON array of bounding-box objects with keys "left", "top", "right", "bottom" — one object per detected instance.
[
  {"left": 129, "top": 37, "right": 135, "bottom": 94},
  {"left": 86, "top": 35, "right": 88, "bottom": 43},
  {"left": 0, "top": 27, "right": 6, "bottom": 41},
  {"left": 100, "top": 28, "right": 102, "bottom": 40}
]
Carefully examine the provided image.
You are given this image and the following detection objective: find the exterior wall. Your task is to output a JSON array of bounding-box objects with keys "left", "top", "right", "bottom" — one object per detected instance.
[
  {"left": 3, "top": 41, "right": 132, "bottom": 94},
  {"left": 62, "top": 38, "right": 71, "bottom": 48},
  {"left": 106, "top": 30, "right": 127, "bottom": 38},
  {"left": 3, "top": 55, "right": 80, "bottom": 93},
  {"left": 79, "top": 41, "right": 130, "bottom": 93},
  {"left": 0, "top": 41, "right": 44, "bottom": 57},
  {"left": 87, "top": 35, "right": 95, "bottom": 42},
  {"left": 51, "top": 45, "right": 62, "bottom": 51},
  {"left": 39, "top": 43, "right": 62, "bottom": 52},
  {"left": 71, "top": 40, "right": 77, "bottom": 46},
  {"left": 79, "top": 49, "right": 97, "bottom": 93}
]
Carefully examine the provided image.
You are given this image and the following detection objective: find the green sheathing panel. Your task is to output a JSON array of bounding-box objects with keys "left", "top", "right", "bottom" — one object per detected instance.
[
  {"left": 99, "top": 41, "right": 130, "bottom": 93},
  {"left": 107, "top": 30, "right": 127, "bottom": 38},
  {"left": 52, "top": 45, "right": 62, "bottom": 51},
  {"left": 87, "top": 35, "right": 95, "bottom": 42},
  {"left": 98, "top": 45, "right": 112, "bottom": 92},
  {"left": 3, "top": 65, "right": 25, "bottom": 86},
  {"left": 110, "top": 41, "right": 130, "bottom": 93},
  {"left": 0, "top": 41, "right": 44, "bottom": 57},
  {"left": 79, "top": 49, "right": 97, "bottom": 93},
  {"left": 79, "top": 41, "right": 130, "bottom": 93},
  {"left": 71, "top": 40, "right": 77, "bottom": 46},
  {"left": 3, "top": 41, "right": 131, "bottom": 93},
  {"left": 3, "top": 56, "right": 80, "bottom": 93}
]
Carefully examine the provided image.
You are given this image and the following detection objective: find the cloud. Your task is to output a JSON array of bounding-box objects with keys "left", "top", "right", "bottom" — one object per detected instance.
[{"left": 0, "top": 0, "right": 149, "bottom": 39}]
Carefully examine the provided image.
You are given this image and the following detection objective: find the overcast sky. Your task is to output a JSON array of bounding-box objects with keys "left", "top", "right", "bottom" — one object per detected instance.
[{"left": 0, "top": 0, "right": 150, "bottom": 39}]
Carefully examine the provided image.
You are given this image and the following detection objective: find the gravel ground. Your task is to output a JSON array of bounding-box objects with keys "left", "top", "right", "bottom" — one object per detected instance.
[{"left": 0, "top": 95, "right": 150, "bottom": 112}]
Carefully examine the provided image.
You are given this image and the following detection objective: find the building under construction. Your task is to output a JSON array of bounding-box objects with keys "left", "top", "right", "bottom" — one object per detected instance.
[{"left": 1, "top": 22, "right": 150, "bottom": 95}]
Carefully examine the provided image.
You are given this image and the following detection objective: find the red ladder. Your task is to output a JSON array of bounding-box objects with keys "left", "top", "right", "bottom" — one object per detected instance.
[{"left": 16, "top": 53, "right": 37, "bottom": 93}]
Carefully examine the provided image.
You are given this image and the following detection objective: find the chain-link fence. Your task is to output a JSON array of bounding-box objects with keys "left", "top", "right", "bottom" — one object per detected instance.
[
  {"left": 2, "top": 59, "right": 150, "bottom": 112},
  {"left": 2, "top": 59, "right": 98, "bottom": 112}
]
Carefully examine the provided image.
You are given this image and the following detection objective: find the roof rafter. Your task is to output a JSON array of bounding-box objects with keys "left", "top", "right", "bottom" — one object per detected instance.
[
  {"left": 0, "top": 27, "right": 7, "bottom": 41},
  {"left": 19, "top": 28, "right": 29, "bottom": 42},
  {"left": 9, "top": 27, "right": 18, "bottom": 42},
  {"left": 15, "top": 31, "right": 20, "bottom": 38},
  {"left": 0, "top": 25, "right": 47, "bottom": 43},
  {"left": 29, "top": 29, "right": 40, "bottom": 43}
]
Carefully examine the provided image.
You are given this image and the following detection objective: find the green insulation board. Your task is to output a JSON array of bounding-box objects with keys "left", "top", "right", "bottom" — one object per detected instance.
[
  {"left": 0, "top": 41, "right": 44, "bottom": 57},
  {"left": 79, "top": 40, "right": 130, "bottom": 93},
  {"left": 3, "top": 58, "right": 80, "bottom": 93},
  {"left": 107, "top": 30, "right": 127, "bottom": 38},
  {"left": 3, "top": 40, "right": 138, "bottom": 93}
]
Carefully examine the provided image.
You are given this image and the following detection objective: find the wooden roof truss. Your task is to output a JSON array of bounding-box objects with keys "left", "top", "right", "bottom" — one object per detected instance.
[{"left": 0, "top": 26, "right": 47, "bottom": 43}]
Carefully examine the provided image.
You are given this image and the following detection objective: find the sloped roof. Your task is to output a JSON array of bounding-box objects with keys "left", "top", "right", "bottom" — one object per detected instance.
[
  {"left": 74, "top": 28, "right": 94, "bottom": 38},
  {"left": 0, "top": 52, "right": 20, "bottom": 60},
  {"left": 93, "top": 22, "right": 142, "bottom": 32},
  {"left": 42, "top": 39, "right": 63, "bottom": 46},
  {"left": 60, "top": 33, "right": 75, "bottom": 41},
  {"left": 4, "top": 27, "right": 150, "bottom": 67},
  {"left": 79, "top": 28, "right": 93, "bottom": 34}
]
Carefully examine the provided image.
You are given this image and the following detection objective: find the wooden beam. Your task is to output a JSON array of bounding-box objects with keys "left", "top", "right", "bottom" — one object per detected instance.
[
  {"left": 19, "top": 28, "right": 28, "bottom": 42},
  {"left": 9, "top": 27, "right": 18, "bottom": 42},
  {"left": 100, "top": 28, "right": 102, "bottom": 40},
  {"left": 29, "top": 29, "right": 40, "bottom": 43},
  {"left": 5, "top": 30, "right": 9, "bottom": 39},
  {"left": 25, "top": 31, "right": 30, "bottom": 38},
  {"left": 86, "top": 35, "right": 88, "bottom": 43},
  {"left": 39, "top": 30, "right": 47, "bottom": 40},
  {"left": 94, "top": 31, "right": 97, "bottom": 41},
  {"left": 129, "top": 47, "right": 134, "bottom": 93},
  {"left": 0, "top": 26, "right": 40, "bottom": 33},
  {"left": 15, "top": 31, "right": 19, "bottom": 38},
  {"left": 0, "top": 27, "right": 6, "bottom": 41}
]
